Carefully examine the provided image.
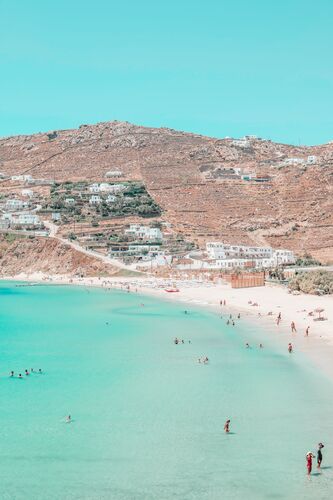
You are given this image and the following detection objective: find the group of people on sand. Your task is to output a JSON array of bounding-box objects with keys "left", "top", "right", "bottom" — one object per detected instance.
[
  {"left": 306, "top": 443, "right": 325, "bottom": 475},
  {"left": 10, "top": 368, "right": 42, "bottom": 378}
]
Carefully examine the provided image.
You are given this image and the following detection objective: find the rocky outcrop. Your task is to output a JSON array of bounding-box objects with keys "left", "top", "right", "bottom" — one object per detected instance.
[{"left": 0, "top": 236, "right": 117, "bottom": 276}]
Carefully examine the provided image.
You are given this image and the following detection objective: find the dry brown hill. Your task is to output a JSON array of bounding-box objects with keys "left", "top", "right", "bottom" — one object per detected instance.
[{"left": 0, "top": 121, "right": 332, "bottom": 262}]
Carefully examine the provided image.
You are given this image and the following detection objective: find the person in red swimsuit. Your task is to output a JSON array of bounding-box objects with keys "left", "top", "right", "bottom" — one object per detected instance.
[
  {"left": 224, "top": 419, "right": 230, "bottom": 433},
  {"left": 306, "top": 452, "right": 314, "bottom": 475}
]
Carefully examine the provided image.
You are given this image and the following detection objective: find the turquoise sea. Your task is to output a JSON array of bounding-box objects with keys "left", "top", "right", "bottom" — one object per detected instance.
[{"left": 0, "top": 281, "right": 332, "bottom": 500}]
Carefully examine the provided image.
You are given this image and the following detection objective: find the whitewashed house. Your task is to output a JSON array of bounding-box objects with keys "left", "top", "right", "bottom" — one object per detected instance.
[
  {"left": 125, "top": 224, "right": 163, "bottom": 241},
  {"left": 52, "top": 212, "right": 61, "bottom": 221},
  {"left": 65, "top": 198, "right": 76, "bottom": 205},
  {"left": 5, "top": 199, "right": 28, "bottom": 211},
  {"left": 106, "top": 195, "right": 117, "bottom": 204},
  {"left": 21, "top": 189, "right": 34, "bottom": 198},
  {"left": 105, "top": 170, "right": 123, "bottom": 178},
  {"left": 13, "top": 213, "right": 41, "bottom": 227},
  {"left": 283, "top": 158, "right": 305, "bottom": 165},
  {"left": 205, "top": 242, "right": 295, "bottom": 268},
  {"left": 11, "top": 174, "right": 33, "bottom": 182},
  {"left": 307, "top": 155, "right": 317, "bottom": 164},
  {"left": 89, "top": 195, "right": 102, "bottom": 205},
  {"left": 89, "top": 183, "right": 101, "bottom": 193}
]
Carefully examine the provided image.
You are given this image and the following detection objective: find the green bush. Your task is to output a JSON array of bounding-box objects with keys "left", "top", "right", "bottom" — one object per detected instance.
[{"left": 288, "top": 270, "right": 333, "bottom": 295}]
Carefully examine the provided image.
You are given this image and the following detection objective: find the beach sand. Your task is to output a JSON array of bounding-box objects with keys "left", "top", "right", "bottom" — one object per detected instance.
[{"left": 2, "top": 271, "right": 333, "bottom": 378}]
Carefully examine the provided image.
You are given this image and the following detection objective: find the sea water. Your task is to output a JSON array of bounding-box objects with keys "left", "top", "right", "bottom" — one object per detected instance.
[{"left": 0, "top": 282, "right": 332, "bottom": 500}]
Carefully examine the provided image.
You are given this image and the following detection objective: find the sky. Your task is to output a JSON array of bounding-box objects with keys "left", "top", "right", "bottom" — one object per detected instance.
[{"left": 0, "top": 0, "right": 333, "bottom": 145}]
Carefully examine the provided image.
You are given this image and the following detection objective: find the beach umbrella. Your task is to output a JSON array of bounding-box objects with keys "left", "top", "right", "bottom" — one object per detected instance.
[{"left": 314, "top": 307, "right": 324, "bottom": 318}]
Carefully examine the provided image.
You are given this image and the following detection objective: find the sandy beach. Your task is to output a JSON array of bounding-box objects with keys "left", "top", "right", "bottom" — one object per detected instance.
[{"left": 3, "top": 271, "right": 333, "bottom": 379}]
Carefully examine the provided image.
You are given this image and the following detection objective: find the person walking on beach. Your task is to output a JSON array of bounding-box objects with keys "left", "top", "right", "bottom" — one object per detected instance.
[
  {"left": 317, "top": 443, "right": 324, "bottom": 469},
  {"left": 288, "top": 343, "right": 293, "bottom": 353},
  {"left": 276, "top": 312, "right": 281, "bottom": 326},
  {"left": 223, "top": 300, "right": 226, "bottom": 306},
  {"left": 305, "top": 326, "right": 310, "bottom": 337},
  {"left": 306, "top": 452, "right": 315, "bottom": 475},
  {"left": 224, "top": 419, "right": 230, "bottom": 433},
  {"left": 291, "top": 321, "right": 297, "bottom": 333}
]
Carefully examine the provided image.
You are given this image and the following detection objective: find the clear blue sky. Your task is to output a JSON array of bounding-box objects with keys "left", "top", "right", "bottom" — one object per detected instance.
[{"left": 1, "top": 0, "right": 332, "bottom": 144}]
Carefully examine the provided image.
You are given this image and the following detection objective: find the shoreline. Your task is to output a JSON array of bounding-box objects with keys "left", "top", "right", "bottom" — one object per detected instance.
[{"left": 2, "top": 272, "right": 333, "bottom": 381}]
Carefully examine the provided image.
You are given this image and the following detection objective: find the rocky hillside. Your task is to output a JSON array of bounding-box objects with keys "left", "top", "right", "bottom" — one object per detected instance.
[
  {"left": 0, "top": 121, "right": 332, "bottom": 262},
  {"left": 0, "top": 236, "right": 117, "bottom": 276}
]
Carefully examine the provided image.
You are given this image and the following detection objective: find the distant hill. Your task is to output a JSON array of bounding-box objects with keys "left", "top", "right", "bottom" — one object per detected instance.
[{"left": 0, "top": 120, "right": 332, "bottom": 262}]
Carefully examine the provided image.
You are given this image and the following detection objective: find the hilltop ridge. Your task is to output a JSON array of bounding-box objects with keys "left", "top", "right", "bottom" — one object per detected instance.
[{"left": 0, "top": 120, "right": 332, "bottom": 263}]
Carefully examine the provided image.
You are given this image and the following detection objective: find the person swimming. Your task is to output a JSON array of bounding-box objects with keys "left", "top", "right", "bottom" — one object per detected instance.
[
  {"left": 237, "top": 313, "right": 241, "bottom": 319},
  {"left": 18, "top": 373, "right": 23, "bottom": 379},
  {"left": 224, "top": 419, "right": 230, "bottom": 433},
  {"left": 259, "top": 343, "right": 263, "bottom": 348},
  {"left": 38, "top": 369, "right": 42, "bottom": 373},
  {"left": 227, "top": 320, "right": 230, "bottom": 325},
  {"left": 66, "top": 415, "right": 71, "bottom": 423},
  {"left": 246, "top": 343, "right": 250, "bottom": 348},
  {"left": 10, "top": 371, "right": 14, "bottom": 377},
  {"left": 25, "top": 369, "right": 30, "bottom": 376},
  {"left": 232, "top": 321, "right": 235, "bottom": 326}
]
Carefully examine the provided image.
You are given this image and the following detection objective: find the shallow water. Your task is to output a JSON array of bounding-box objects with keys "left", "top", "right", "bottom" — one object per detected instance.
[{"left": 0, "top": 282, "right": 332, "bottom": 500}]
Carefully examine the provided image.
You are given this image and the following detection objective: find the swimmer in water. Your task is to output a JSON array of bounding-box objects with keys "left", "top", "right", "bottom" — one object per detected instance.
[
  {"left": 25, "top": 369, "right": 29, "bottom": 376},
  {"left": 288, "top": 343, "right": 293, "bottom": 353},
  {"left": 38, "top": 369, "right": 42, "bottom": 373},
  {"left": 246, "top": 343, "right": 250, "bottom": 348},
  {"left": 227, "top": 320, "right": 230, "bottom": 325},
  {"left": 18, "top": 373, "right": 23, "bottom": 379},
  {"left": 10, "top": 371, "right": 14, "bottom": 377},
  {"left": 66, "top": 415, "right": 71, "bottom": 423},
  {"left": 232, "top": 321, "right": 235, "bottom": 326},
  {"left": 224, "top": 419, "right": 230, "bottom": 433},
  {"left": 237, "top": 313, "right": 241, "bottom": 319},
  {"left": 184, "top": 310, "right": 188, "bottom": 314},
  {"left": 31, "top": 368, "right": 34, "bottom": 373},
  {"left": 259, "top": 343, "right": 263, "bottom": 348}
]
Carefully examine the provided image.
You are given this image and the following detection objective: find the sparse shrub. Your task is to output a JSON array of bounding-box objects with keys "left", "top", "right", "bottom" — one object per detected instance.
[{"left": 288, "top": 270, "right": 333, "bottom": 295}]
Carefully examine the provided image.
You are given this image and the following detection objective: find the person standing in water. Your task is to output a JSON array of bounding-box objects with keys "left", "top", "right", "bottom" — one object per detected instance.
[
  {"left": 224, "top": 419, "right": 231, "bottom": 433},
  {"left": 288, "top": 343, "right": 293, "bottom": 353},
  {"left": 291, "top": 321, "right": 297, "bottom": 333},
  {"left": 306, "top": 452, "right": 315, "bottom": 475},
  {"left": 66, "top": 415, "right": 71, "bottom": 423},
  {"left": 317, "top": 443, "right": 324, "bottom": 469}
]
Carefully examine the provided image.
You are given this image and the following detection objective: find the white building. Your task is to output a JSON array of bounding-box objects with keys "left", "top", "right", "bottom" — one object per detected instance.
[
  {"left": 231, "top": 139, "right": 250, "bottom": 148},
  {"left": 273, "top": 249, "right": 295, "bottom": 265},
  {"left": 206, "top": 242, "right": 295, "bottom": 267},
  {"left": 307, "top": 155, "right": 317, "bottom": 164},
  {"left": 105, "top": 170, "right": 123, "bottom": 178},
  {"left": 65, "top": 198, "right": 76, "bottom": 205},
  {"left": 13, "top": 213, "right": 41, "bottom": 226},
  {"left": 11, "top": 174, "right": 33, "bottom": 182},
  {"left": 89, "top": 183, "right": 101, "bottom": 193},
  {"left": 52, "top": 212, "right": 61, "bottom": 221},
  {"left": 5, "top": 199, "right": 28, "bottom": 211},
  {"left": 89, "top": 195, "right": 102, "bottom": 205},
  {"left": 21, "top": 189, "right": 34, "bottom": 198},
  {"left": 125, "top": 224, "right": 163, "bottom": 241},
  {"left": 283, "top": 158, "right": 305, "bottom": 165},
  {"left": 206, "top": 242, "right": 273, "bottom": 260},
  {"left": 106, "top": 195, "right": 117, "bottom": 204}
]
